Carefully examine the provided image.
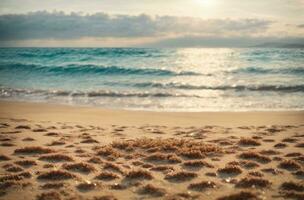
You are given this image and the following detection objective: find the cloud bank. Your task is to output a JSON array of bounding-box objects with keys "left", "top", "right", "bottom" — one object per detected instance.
[
  {"left": 0, "top": 11, "right": 303, "bottom": 47},
  {"left": 0, "top": 11, "right": 272, "bottom": 41}
]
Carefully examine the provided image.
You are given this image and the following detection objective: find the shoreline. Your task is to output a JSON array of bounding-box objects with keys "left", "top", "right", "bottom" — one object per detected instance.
[
  {"left": 1, "top": 98, "right": 304, "bottom": 113},
  {"left": 0, "top": 100, "right": 303, "bottom": 126}
]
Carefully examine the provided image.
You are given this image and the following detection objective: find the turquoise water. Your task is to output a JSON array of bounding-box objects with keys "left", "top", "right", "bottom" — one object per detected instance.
[{"left": 0, "top": 48, "right": 303, "bottom": 111}]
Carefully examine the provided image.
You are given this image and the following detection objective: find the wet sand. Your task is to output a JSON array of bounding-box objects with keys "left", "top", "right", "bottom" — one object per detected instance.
[{"left": 0, "top": 101, "right": 303, "bottom": 200}]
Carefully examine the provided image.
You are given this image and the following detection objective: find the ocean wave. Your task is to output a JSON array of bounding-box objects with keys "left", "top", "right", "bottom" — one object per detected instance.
[
  {"left": 0, "top": 87, "right": 199, "bottom": 98},
  {"left": 133, "top": 82, "right": 304, "bottom": 92},
  {"left": 232, "top": 66, "right": 304, "bottom": 74},
  {"left": 0, "top": 62, "right": 200, "bottom": 76},
  {"left": 11, "top": 48, "right": 158, "bottom": 58},
  {"left": 1, "top": 83, "right": 303, "bottom": 101},
  {"left": 1, "top": 62, "right": 303, "bottom": 78}
]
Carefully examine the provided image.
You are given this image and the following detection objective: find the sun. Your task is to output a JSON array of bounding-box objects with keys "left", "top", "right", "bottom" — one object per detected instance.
[{"left": 195, "top": 0, "right": 216, "bottom": 6}]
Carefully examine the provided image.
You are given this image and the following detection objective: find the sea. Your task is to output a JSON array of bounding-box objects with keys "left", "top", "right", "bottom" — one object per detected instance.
[{"left": 0, "top": 48, "right": 303, "bottom": 111}]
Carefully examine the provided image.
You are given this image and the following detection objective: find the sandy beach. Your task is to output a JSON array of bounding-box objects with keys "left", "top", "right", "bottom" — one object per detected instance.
[{"left": 0, "top": 101, "right": 303, "bottom": 200}]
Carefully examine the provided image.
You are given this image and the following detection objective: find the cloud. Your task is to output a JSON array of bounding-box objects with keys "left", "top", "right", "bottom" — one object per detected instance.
[{"left": 0, "top": 11, "right": 273, "bottom": 40}]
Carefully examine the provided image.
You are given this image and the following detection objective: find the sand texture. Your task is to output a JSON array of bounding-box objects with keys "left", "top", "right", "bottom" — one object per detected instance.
[{"left": 0, "top": 101, "right": 304, "bottom": 200}]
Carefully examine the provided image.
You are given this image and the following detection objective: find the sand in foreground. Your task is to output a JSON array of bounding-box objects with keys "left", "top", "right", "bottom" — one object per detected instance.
[{"left": 0, "top": 101, "right": 304, "bottom": 200}]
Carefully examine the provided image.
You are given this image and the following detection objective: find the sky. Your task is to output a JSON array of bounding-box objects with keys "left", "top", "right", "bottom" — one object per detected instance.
[{"left": 0, "top": 0, "right": 303, "bottom": 47}]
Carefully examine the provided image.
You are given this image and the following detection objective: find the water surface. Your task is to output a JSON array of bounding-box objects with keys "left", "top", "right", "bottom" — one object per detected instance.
[{"left": 0, "top": 48, "right": 303, "bottom": 111}]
